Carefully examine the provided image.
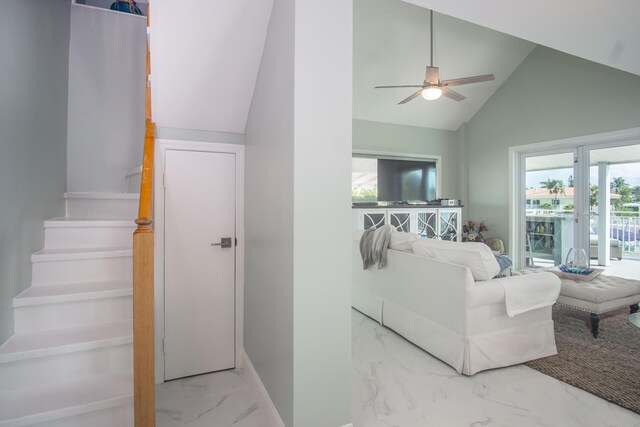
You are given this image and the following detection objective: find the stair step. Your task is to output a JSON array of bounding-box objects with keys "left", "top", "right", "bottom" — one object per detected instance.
[
  {"left": 44, "top": 218, "right": 135, "bottom": 249},
  {"left": 0, "top": 320, "right": 132, "bottom": 364},
  {"left": 31, "top": 247, "right": 132, "bottom": 263},
  {"left": 65, "top": 192, "right": 139, "bottom": 220},
  {"left": 44, "top": 218, "right": 135, "bottom": 227},
  {"left": 0, "top": 322, "right": 131, "bottom": 391},
  {"left": 14, "top": 280, "right": 132, "bottom": 308},
  {"left": 31, "top": 248, "right": 132, "bottom": 286},
  {"left": 0, "top": 372, "right": 132, "bottom": 427},
  {"left": 14, "top": 280, "right": 132, "bottom": 332}
]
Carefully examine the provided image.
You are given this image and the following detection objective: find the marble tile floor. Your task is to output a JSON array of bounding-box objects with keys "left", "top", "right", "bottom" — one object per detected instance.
[
  {"left": 155, "top": 309, "right": 640, "bottom": 427},
  {"left": 155, "top": 367, "right": 276, "bottom": 427},
  {"left": 352, "top": 309, "right": 640, "bottom": 427}
]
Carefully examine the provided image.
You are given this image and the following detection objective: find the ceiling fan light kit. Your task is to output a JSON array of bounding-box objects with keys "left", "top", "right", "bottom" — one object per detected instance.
[
  {"left": 374, "top": 10, "right": 495, "bottom": 104},
  {"left": 421, "top": 86, "right": 442, "bottom": 100}
]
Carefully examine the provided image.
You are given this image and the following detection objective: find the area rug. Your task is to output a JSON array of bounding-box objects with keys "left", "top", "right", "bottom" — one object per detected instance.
[{"left": 525, "top": 305, "right": 640, "bottom": 414}]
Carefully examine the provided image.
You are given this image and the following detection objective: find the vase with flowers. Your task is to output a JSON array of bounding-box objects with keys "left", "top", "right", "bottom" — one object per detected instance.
[{"left": 462, "top": 219, "right": 488, "bottom": 243}]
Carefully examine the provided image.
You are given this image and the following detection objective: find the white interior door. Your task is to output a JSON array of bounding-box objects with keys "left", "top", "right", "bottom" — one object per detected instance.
[{"left": 164, "top": 149, "right": 236, "bottom": 380}]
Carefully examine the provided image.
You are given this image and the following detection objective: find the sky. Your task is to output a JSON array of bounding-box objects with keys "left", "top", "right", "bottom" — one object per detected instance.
[{"left": 526, "top": 163, "right": 640, "bottom": 188}]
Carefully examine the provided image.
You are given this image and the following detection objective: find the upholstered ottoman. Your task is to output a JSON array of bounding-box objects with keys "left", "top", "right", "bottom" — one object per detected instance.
[{"left": 556, "top": 275, "right": 640, "bottom": 337}]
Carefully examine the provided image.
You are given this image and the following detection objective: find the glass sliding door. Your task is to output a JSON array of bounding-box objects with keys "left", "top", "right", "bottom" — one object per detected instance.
[
  {"left": 513, "top": 130, "right": 640, "bottom": 273},
  {"left": 523, "top": 151, "right": 576, "bottom": 267},
  {"left": 588, "top": 144, "right": 640, "bottom": 277}
]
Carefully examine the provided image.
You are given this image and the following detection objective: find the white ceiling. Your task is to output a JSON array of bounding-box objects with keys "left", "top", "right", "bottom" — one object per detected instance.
[
  {"left": 152, "top": 0, "right": 273, "bottom": 134},
  {"left": 404, "top": 0, "right": 640, "bottom": 77},
  {"left": 353, "top": 0, "right": 536, "bottom": 131},
  {"left": 150, "top": 0, "right": 639, "bottom": 135}
]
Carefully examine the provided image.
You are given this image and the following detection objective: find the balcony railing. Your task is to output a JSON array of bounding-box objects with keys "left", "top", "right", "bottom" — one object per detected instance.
[{"left": 525, "top": 209, "right": 640, "bottom": 255}]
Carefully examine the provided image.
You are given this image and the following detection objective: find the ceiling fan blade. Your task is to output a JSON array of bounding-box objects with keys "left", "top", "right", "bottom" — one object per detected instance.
[
  {"left": 375, "top": 85, "right": 425, "bottom": 89},
  {"left": 441, "top": 74, "right": 495, "bottom": 87},
  {"left": 398, "top": 89, "right": 424, "bottom": 104},
  {"left": 442, "top": 87, "right": 466, "bottom": 102}
]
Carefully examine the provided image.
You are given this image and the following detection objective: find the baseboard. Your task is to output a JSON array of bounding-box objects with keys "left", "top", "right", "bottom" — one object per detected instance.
[
  {"left": 241, "top": 350, "right": 285, "bottom": 427},
  {"left": 338, "top": 424, "right": 354, "bottom": 427}
]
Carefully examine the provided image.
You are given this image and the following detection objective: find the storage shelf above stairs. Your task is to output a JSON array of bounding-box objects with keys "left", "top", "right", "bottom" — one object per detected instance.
[{"left": 0, "top": 193, "right": 138, "bottom": 426}]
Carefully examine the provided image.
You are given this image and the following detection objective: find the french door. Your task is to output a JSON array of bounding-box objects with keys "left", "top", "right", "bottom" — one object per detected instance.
[
  {"left": 520, "top": 149, "right": 579, "bottom": 268},
  {"left": 514, "top": 134, "right": 640, "bottom": 271}
]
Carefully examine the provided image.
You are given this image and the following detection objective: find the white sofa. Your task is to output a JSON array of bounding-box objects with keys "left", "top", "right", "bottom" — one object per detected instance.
[{"left": 352, "top": 232, "right": 561, "bottom": 375}]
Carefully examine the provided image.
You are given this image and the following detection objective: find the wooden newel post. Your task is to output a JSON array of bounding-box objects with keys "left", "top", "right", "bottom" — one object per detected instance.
[
  {"left": 133, "top": 221, "right": 155, "bottom": 427},
  {"left": 134, "top": 121, "right": 156, "bottom": 426}
]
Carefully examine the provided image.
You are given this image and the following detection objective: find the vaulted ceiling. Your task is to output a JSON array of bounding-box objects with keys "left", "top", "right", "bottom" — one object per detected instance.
[
  {"left": 151, "top": 0, "right": 639, "bottom": 134},
  {"left": 353, "top": 0, "right": 535, "bottom": 131}
]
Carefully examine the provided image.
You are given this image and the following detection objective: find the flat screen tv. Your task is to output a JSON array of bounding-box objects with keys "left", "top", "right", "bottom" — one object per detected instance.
[{"left": 377, "top": 159, "right": 437, "bottom": 202}]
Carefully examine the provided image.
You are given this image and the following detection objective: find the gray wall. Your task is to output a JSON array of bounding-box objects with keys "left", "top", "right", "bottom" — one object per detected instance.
[
  {"left": 353, "top": 119, "right": 461, "bottom": 200},
  {"left": 245, "top": 0, "right": 352, "bottom": 425},
  {"left": 67, "top": 5, "right": 146, "bottom": 192},
  {"left": 244, "top": 0, "right": 295, "bottom": 423},
  {"left": 0, "top": 0, "right": 70, "bottom": 343},
  {"left": 462, "top": 46, "right": 640, "bottom": 247}
]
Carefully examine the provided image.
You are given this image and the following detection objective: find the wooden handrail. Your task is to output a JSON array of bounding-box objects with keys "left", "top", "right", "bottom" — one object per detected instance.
[{"left": 133, "top": 7, "right": 155, "bottom": 427}]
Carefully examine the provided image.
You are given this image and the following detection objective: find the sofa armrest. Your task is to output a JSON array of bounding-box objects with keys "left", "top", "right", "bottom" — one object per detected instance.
[{"left": 485, "top": 272, "right": 560, "bottom": 317}]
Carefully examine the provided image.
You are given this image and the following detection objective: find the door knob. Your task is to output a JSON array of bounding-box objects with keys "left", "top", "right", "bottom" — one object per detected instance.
[{"left": 211, "top": 238, "right": 232, "bottom": 248}]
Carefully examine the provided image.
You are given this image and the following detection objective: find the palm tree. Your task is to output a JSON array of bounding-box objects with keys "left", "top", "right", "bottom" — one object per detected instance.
[
  {"left": 610, "top": 177, "right": 628, "bottom": 193},
  {"left": 540, "top": 179, "right": 566, "bottom": 200}
]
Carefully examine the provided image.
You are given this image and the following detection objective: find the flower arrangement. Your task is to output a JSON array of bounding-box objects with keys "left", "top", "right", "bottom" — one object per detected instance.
[{"left": 462, "top": 219, "right": 488, "bottom": 243}]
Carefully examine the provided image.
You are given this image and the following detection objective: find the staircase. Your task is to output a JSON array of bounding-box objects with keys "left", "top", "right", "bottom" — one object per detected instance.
[{"left": 0, "top": 193, "right": 139, "bottom": 427}]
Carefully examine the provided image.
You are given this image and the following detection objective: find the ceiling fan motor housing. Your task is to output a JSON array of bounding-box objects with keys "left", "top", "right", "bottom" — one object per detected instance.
[{"left": 425, "top": 66, "right": 440, "bottom": 86}]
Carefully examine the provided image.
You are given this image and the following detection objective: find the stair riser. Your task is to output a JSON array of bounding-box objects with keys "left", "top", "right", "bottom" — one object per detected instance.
[
  {"left": 44, "top": 227, "right": 136, "bottom": 249},
  {"left": 14, "top": 297, "right": 132, "bottom": 333},
  {"left": 66, "top": 198, "right": 138, "bottom": 220},
  {"left": 32, "top": 257, "right": 132, "bottom": 286},
  {"left": 0, "top": 344, "right": 132, "bottom": 393}
]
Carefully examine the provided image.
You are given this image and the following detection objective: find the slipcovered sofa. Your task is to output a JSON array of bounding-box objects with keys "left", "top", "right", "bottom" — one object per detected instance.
[{"left": 352, "top": 231, "right": 561, "bottom": 375}]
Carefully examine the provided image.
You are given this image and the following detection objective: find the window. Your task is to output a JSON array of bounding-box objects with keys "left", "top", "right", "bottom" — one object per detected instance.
[
  {"left": 352, "top": 157, "right": 378, "bottom": 202},
  {"left": 352, "top": 155, "right": 438, "bottom": 203}
]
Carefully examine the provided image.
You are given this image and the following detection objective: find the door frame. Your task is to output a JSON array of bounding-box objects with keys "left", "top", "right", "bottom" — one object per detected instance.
[
  {"left": 154, "top": 139, "right": 245, "bottom": 383},
  {"left": 508, "top": 127, "right": 640, "bottom": 269}
]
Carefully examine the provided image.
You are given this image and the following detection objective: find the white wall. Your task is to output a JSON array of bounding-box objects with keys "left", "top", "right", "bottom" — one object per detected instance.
[
  {"left": 245, "top": 0, "right": 352, "bottom": 425},
  {"left": 67, "top": 5, "right": 146, "bottom": 192},
  {"left": 462, "top": 46, "right": 640, "bottom": 248},
  {"left": 353, "top": 119, "right": 461, "bottom": 200},
  {"left": 0, "top": 0, "right": 69, "bottom": 343},
  {"left": 244, "top": 0, "right": 294, "bottom": 423},
  {"left": 292, "top": 0, "right": 352, "bottom": 425}
]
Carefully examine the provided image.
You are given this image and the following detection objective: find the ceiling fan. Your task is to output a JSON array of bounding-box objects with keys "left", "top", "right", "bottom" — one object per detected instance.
[{"left": 375, "top": 10, "right": 495, "bottom": 104}]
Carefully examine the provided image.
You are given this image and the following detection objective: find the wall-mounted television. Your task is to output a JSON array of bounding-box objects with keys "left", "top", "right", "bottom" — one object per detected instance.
[{"left": 352, "top": 156, "right": 437, "bottom": 202}]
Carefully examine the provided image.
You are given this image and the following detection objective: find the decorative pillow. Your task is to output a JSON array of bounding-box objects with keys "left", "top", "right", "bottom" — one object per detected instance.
[
  {"left": 389, "top": 231, "right": 419, "bottom": 252},
  {"left": 411, "top": 238, "right": 500, "bottom": 281}
]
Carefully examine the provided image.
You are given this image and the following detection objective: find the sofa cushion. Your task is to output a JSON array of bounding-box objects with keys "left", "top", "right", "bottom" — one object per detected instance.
[
  {"left": 411, "top": 238, "right": 500, "bottom": 281},
  {"left": 389, "top": 231, "right": 419, "bottom": 252}
]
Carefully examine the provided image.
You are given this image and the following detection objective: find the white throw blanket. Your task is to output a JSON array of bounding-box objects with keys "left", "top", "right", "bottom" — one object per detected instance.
[
  {"left": 359, "top": 225, "right": 394, "bottom": 270},
  {"left": 494, "top": 272, "right": 561, "bottom": 317}
]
